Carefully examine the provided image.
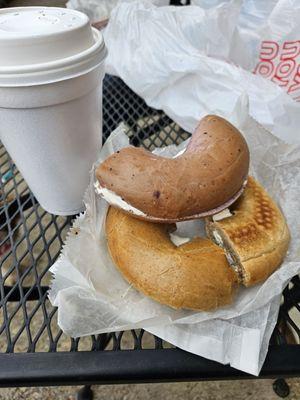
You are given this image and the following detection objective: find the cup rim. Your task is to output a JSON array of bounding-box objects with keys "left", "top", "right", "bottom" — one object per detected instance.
[{"left": 0, "top": 25, "right": 106, "bottom": 86}]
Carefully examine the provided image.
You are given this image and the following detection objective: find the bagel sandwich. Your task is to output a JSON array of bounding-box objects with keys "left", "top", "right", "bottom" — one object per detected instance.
[{"left": 97, "top": 115, "right": 249, "bottom": 223}]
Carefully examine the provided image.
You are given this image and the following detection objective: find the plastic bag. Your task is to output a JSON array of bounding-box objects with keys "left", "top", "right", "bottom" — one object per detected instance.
[
  {"left": 66, "top": 0, "right": 169, "bottom": 22},
  {"left": 103, "top": 0, "right": 300, "bottom": 142},
  {"left": 194, "top": 0, "right": 300, "bottom": 95}
]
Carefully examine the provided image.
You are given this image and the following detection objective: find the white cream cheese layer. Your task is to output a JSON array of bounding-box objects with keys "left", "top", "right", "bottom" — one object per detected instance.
[
  {"left": 173, "top": 148, "right": 186, "bottom": 158},
  {"left": 169, "top": 233, "right": 190, "bottom": 247},
  {"left": 212, "top": 230, "right": 237, "bottom": 270},
  {"left": 212, "top": 208, "right": 233, "bottom": 222},
  {"left": 94, "top": 181, "right": 146, "bottom": 217},
  {"left": 212, "top": 231, "right": 224, "bottom": 246}
]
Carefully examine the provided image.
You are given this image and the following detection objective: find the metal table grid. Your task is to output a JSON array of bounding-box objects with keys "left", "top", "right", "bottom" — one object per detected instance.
[
  {"left": 0, "top": 75, "right": 300, "bottom": 387},
  {"left": 0, "top": 1, "right": 10, "bottom": 8}
]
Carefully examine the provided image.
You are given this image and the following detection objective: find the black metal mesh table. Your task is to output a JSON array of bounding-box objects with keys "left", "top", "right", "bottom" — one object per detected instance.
[
  {"left": 0, "top": 1, "right": 10, "bottom": 7},
  {"left": 1, "top": 75, "right": 300, "bottom": 393}
]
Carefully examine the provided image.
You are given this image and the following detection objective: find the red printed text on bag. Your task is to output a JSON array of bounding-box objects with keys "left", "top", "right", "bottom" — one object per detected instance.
[{"left": 254, "top": 40, "right": 300, "bottom": 101}]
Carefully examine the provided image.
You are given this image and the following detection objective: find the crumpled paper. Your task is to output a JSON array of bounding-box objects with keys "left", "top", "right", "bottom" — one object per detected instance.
[
  {"left": 103, "top": 0, "right": 300, "bottom": 143},
  {"left": 49, "top": 104, "right": 300, "bottom": 376}
]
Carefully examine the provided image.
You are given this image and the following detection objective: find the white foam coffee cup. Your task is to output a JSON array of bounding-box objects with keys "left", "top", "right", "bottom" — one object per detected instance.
[{"left": 0, "top": 7, "right": 107, "bottom": 215}]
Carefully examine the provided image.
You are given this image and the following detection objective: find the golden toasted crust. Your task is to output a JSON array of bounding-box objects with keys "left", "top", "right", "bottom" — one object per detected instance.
[
  {"left": 97, "top": 115, "right": 249, "bottom": 222},
  {"left": 106, "top": 207, "right": 238, "bottom": 310},
  {"left": 206, "top": 177, "right": 290, "bottom": 286}
]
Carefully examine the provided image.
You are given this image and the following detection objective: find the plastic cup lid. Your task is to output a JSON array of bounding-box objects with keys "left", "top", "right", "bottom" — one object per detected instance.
[{"left": 0, "top": 7, "right": 107, "bottom": 86}]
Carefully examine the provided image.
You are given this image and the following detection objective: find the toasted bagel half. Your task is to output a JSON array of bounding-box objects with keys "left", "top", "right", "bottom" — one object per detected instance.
[{"left": 206, "top": 177, "right": 290, "bottom": 286}]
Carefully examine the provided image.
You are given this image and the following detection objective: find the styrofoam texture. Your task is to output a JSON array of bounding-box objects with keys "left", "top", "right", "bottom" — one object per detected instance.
[
  {"left": 0, "top": 7, "right": 106, "bottom": 86},
  {"left": 0, "top": 7, "right": 94, "bottom": 65},
  {"left": 0, "top": 65, "right": 105, "bottom": 215}
]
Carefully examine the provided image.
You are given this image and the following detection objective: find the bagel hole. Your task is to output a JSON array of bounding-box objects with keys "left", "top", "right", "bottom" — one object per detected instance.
[{"left": 169, "top": 219, "right": 206, "bottom": 246}]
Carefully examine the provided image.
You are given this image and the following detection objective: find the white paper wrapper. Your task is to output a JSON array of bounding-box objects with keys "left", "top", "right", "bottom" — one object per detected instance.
[{"left": 49, "top": 105, "right": 300, "bottom": 376}]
